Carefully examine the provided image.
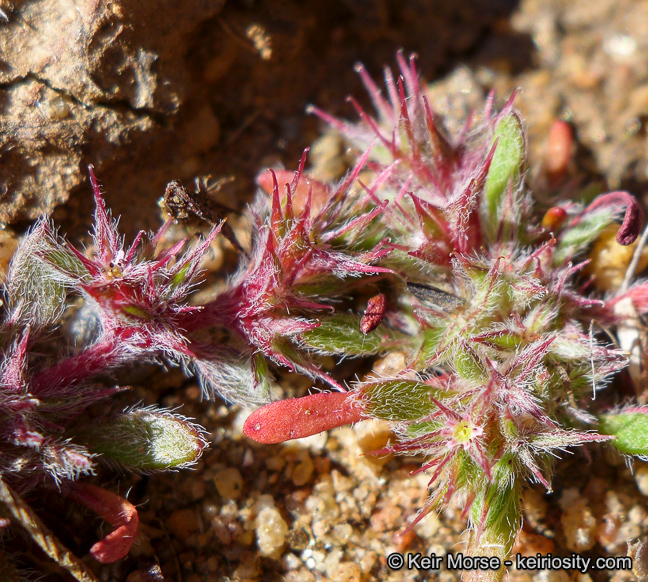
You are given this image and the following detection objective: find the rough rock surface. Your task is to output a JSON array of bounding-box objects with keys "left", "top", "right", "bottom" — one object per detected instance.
[{"left": 0, "top": 0, "right": 225, "bottom": 226}]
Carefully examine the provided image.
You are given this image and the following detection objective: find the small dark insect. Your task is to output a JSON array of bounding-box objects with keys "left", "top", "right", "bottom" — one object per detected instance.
[
  {"left": 161, "top": 177, "right": 247, "bottom": 255},
  {"left": 360, "top": 293, "right": 386, "bottom": 335},
  {"left": 407, "top": 282, "right": 465, "bottom": 313}
]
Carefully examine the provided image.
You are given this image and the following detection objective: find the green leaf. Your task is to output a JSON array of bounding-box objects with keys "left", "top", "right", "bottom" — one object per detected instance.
[
  {"left": 42, "top": 248, "right": 90, "bottom": 280},
  {"left": 454, "top": 346, "right": 488, "bottom": 383},
  {"left": 252, "top": 352, "right": 272, "bottom": 401},
  {"left": 483, "top": 112, "right": 525, "bottom": 234},
  {"left": 122, "top": 305, "right": 152, "bottom": 319},
  {"left": 554, "top": 211, "right": 612, "bottom": 264},
  {"left": 406, "top": 420, "right": 441, "bottom": 437},
  {"left": 301, "top": 313, "right": 407, "bottom": 356},
  {"left": 417, "top": 326, "right": 447, "bottom": 364},
  {"left": 360, "top": 379, "right": 440, "bottom": 421},
  {"left": 80, "top": 409, "right": 207, "bottom": 471},
  {"left": 599, "top": 409, "right": 648, "bottom": 456},
  {"left": 6, "top": 222, "right": 67, "bottom": 327},
  {"left": 468, "top": 478, "right": 521, "bottom": 582},
  {"left": 485, "top": 332, "right": 522, "bottom": 350},
  {"left": 169, "top": 262, "right": 192, "bottom": 291},
  {"left": 195, "top": 353, "right": 268, "bottom": 405}
]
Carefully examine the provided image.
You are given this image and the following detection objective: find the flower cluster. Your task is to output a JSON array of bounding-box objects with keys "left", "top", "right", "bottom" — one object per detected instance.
[
  {"left": 244, "top": 53, "right": 648, "bottom": 579},
  {"left": 0, "top": 168, "right": 216, "bottom": 563},
  {"left": 184, "top": 151, "right": 394, "bottom": 396}
]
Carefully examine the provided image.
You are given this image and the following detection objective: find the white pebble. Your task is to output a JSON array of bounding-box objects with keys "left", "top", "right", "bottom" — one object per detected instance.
[{"left": 256, "top": 506, "right": 289, "bottom": 557}]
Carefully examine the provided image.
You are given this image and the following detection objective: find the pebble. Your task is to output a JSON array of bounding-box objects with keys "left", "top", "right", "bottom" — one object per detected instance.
[
  {"left": 292, "top": 452, "right": 314, "bottom": 486},
  {"left": 283, "top": 552, "right": 303, "bottom": 570},
  {"left": 292, "top": 430, "right": 329, "bottom": 452},
  {"left": 359, "top": 550, "right": 378, "bottom": 573},
  {"left": 560, "top": 488, "right": 600, "bottom": 551},
  {"left": 214, "top": 467, "right": 244, "bottom": 500},
  {"left": 535, "top": 570, "right": 571, "bottom": 582},
  {"left": 0, "top": 229, "right": 18, "bottom": 280},
  {"left": 284, "top": 569, "right": 315, "bottom": 582},
  {"left": 332, "top": 522, "right": 353, "bottom": 545},
  {"left": 514, "top": 530, "right": 555, "bottom": 555},
  {"left": 635, "top": 464, "right": 648, "bottom": 496},
  {"left": 232, "top": 554, "right": 260, "bottom": 580},
  {"left": 266, "top": 455, "right": 286, "bottom": 472},
  {"left": 168, "top": 508, "right": 202, "bottom": 542},
  {"left": 415, "top": 511, "right": 441, "bottom": 538},
  {"left": 180, "top": 478, "right": 206, "bottom": 501},
  {"left": 522, "top": 487, "right": 548, "bottom": 525},
  {"left": 323, "top": 548, "right": 343, "bottom": 577},
  {"left": 38, "top": 95, "right": 71, "bottom": 121},
  {"left": 255, "top": 505, "right": 289, "bottom": 557},
  {"left": 211, "top": 514, "right": 236, "bottom": 545},
  {"left": 630, "top": 504, "right": 647, "bottom": 525},
  {"left": 628, "top": 538, "right": 648, "bottom": 580},
  {"left": 333, "top": 562, "right": 362, "bottom": 582},
  {"left": 356, "top": 420, "right": 393, "bottom": 469},
  {"left": 372, "top": 351, "right": 408, "bottom": 376},
  {"left": 370, "top": 503, "right": 401, "bottom": 532}
]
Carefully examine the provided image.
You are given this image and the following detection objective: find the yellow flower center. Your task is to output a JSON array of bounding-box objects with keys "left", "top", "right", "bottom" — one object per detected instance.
[{"left": 453, "top": 420, "right": 474, "bottom": 445}]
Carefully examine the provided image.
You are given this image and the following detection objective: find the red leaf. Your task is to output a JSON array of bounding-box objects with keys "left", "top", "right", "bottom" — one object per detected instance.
[
  {"left": 69, "top": 483, "right": 139, "bottom": 564},
  {"left": 243, "top": 392, "right": 364, "bottom": 444}
]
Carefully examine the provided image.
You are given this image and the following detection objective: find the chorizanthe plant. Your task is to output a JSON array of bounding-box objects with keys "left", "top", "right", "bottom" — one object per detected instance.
[
  {"left": 0, "top": 168, "right": 214, "bottom": 566},
  {"left": 0, "top": 173, "right": 298, "bottom": 573},
  {"left": 180, "top": 151, "right": 396, "bottom": 398},
  {"left": 0, "top": 113, "right": 407, "bottom": 574},
  {"left": 243, "top": 53, "right": 648, "bottom": 580},
  {"left": 7, "top": 50, "right": 648, "bottom": 579}
]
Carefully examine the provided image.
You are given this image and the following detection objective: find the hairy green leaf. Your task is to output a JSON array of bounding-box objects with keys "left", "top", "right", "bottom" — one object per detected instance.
[
  {"left": 80, "top": 409, "right": 207, "bottom": 471},
  {"left": 483, "top": 112, "right": 525, "bottom": 235},
  {"left": 599, "top": 409, "right": 648, "bottom": 457},
  {"left": 360, "top": 380, "right": 440, "bottom": 421},
  {"left": 301, "top": 313, "right": 406, "bottom": 356}
]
